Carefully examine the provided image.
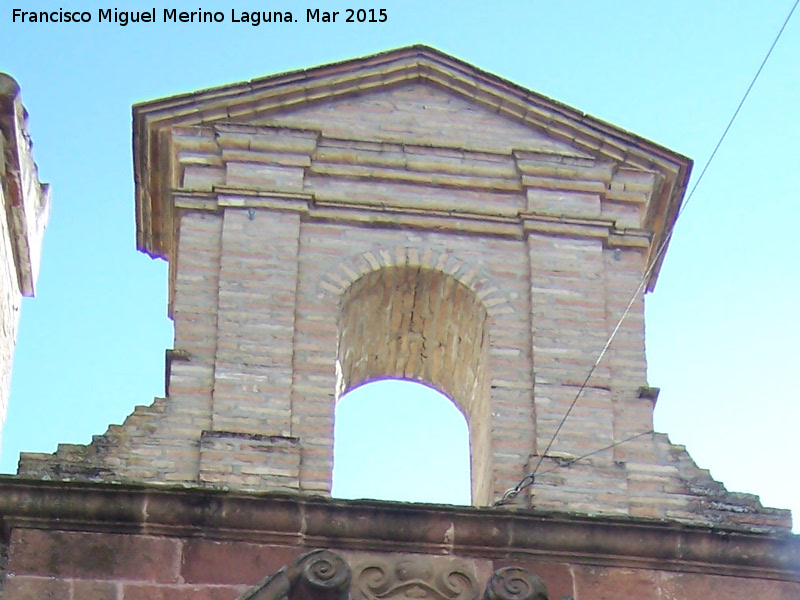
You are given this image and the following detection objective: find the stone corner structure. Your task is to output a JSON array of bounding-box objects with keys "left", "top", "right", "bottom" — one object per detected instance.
[
  {"left": 1, "top": 46, "right": 798, "bottom": 599},
  {"left": 0, "top": 73, "right": 50, "bottom": 456}
]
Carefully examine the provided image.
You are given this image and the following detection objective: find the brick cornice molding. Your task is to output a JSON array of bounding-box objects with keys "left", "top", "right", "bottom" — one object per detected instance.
[
  {"left": 0, "top": 478, "right": 797, "bottom": 582},
  {"left": 171, "top": 190, "right": 652, "bottom": 249}
]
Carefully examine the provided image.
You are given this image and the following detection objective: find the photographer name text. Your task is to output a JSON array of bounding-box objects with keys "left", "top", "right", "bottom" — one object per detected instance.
[{"left": 11, "top": 7, "right": 388, "bottom": 26}]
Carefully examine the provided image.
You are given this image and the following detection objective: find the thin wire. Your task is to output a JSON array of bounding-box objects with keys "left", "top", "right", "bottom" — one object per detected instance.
[
  {"left": 493, "top": 430, "right": 655, "bottom": 506},
  {"left": 535, "top": 430, "right": 655, "bottom": 478},
  {"left": 527, "top": 0, "right": 799, "bottom": 481},
  {"left": 685, "top": 0, "right": 799, "bottom": 204}
]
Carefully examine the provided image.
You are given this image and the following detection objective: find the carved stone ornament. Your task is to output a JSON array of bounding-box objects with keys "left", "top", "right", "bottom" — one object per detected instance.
[
  {"left": 351, "top": 555, "right": 479, "bottom": 600},
  {"left": 237, "top": 549, "right": 352, "bottom": 600},
  {"left": 237, "top": 549, "right": 548, "bottom": 600},
  {"left": 483, "top": 567, "right": 548, "bottom": 600}
]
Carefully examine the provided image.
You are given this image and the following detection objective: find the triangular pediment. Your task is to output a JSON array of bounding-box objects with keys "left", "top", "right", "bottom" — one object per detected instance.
[
  {"left": 249, "top": 81, "right": 589, "bottom": 157},
  {"left": 134, "top": 45, "right": 680, "bottom": 167},
  {"left": 134, "top": 45, "right": 691, "bottom": 289},
  {"left": 134, "top": 45, "right": 692, "bottom": 172}
]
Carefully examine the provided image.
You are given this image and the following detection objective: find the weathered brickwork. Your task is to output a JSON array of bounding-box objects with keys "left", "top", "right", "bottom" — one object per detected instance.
[
  {"left": 15, "top": 47, "right": 792, "bottom": 533},
  {"left": 0, "top": 74, "right": 49, "bottom": 457},
  {"left": 199, "top": 431, "right": 301, "bottom": 490}
]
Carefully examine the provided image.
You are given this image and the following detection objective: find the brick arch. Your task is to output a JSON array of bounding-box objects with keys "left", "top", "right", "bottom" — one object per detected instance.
[
  {"left": 316, "top": 246, "right": 514, "bottom": 318},
  {"left": 335, "top": 265, "right": 493, "bottom": 505}
]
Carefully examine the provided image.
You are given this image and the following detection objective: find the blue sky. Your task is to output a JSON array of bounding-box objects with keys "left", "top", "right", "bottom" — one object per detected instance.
[{"left": 2, "top": 1, "right": 798, "bottom": 528}]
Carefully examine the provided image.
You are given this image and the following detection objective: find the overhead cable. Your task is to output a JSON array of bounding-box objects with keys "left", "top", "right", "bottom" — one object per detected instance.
[{"left": 503, "top": 0, "right": 799, "bottom": 504}]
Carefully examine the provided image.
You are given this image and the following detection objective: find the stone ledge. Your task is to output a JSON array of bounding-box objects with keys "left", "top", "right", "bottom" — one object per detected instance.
[
  {"left": 170, "top": 190, "right": 653, "bottom": 249},
  {"left": 0, "top": 478, "right": 797, "bottom": 582}
]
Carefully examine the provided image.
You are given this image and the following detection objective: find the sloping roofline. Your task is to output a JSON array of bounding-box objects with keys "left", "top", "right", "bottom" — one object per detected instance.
[{"left": 133, "top": 44, "right": 692, "bottom": 291}]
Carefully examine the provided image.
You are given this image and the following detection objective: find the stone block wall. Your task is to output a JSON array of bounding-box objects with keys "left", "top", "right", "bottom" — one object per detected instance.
[
  {"left": 0, "top": 484, "right": 797, "bottom": 600},
  {"left": 8, "top": 540, "right": 798, "bottom": 600}
]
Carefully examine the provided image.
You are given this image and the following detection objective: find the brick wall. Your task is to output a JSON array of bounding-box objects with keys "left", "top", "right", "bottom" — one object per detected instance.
[{"left": 14, "top": 55, "right": 791, "bottom": 532}]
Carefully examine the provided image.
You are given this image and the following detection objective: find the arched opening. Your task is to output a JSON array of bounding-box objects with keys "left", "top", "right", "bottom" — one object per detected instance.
[
  {"left": 331, "top": 379, "right": 471, "bottom": 504},
  {"left": 335, "top": 266, "right": 492, "bottom": 505}
]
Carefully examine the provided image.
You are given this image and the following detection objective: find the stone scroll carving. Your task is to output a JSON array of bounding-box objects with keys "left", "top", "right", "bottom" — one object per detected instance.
[
  {"left": 351, "top": 555, "right": 479, "bottom": 600},
  {"left": 237, "top": 550, "right": 548, "bottom": 600},
  {"left": 483, "top": 567, "right": 548, "bottom": 600},
  {"left": 238, "top": 549, "right": 352, "bottom": 600}
]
